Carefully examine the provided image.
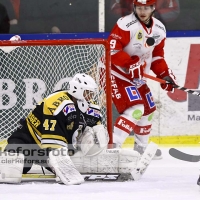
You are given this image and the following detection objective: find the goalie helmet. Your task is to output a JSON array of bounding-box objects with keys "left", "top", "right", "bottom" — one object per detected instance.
[
  {"left": 68, "top": 73, "right": 98, "bottom": 113},
  {"left": 133, "top": 0, "right": 156, "bottom": 6}
]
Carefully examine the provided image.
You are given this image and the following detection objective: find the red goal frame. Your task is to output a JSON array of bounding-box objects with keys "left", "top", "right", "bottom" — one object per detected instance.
[{"left": 0, "top": 39, "right": 113, "bottom": 144}]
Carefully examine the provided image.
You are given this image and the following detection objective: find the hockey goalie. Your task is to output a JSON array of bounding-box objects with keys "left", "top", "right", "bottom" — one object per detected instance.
[{"left": 0, "top": 73, "right": 157, "bottom": 185}]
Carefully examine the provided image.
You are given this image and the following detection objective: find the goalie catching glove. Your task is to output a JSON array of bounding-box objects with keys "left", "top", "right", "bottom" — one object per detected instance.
[{"left": 72, "top": 124, "right": 109, "bottom": 157}]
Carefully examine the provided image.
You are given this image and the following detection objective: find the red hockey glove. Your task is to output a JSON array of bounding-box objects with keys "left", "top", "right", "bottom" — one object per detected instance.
[
  {"left": 161, "top": 74, "right": 177, "bottom": 92},
  {"left": 129, "top": 61, "right": 146, "bottom": 79}
]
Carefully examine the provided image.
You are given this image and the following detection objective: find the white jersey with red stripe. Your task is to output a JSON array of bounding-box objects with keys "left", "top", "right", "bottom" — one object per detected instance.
[{"left": 108, "top": 13, "right": 167, "bottom": 81}]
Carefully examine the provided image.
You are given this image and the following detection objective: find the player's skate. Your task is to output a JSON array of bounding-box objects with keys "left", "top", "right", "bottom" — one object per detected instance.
[
  {"left": 153, "top": 148, "right": 162, "bottom": 160},
  {"left": 197, "top": 175, "right": 200, "bottom": 186},
  {"left": 134, "top": 142, "right": 162, "bottom": 160}
]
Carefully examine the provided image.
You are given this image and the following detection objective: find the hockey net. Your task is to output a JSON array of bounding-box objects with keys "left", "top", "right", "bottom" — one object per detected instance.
[{"left": 0, "top": 39, "right": 112, "bottom": 145}]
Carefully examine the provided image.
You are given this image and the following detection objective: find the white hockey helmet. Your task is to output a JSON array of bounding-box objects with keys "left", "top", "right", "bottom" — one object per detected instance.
[
  {"left": 68, "top": 73, "right": 98, "bottom": 112},
  {"left": 133, "top": 0, "right": 156, "bottom": 6}
]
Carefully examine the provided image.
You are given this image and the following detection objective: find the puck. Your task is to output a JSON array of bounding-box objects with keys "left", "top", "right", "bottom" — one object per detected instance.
[{"left": 146, "top": 37, "right": 155, "bottom": 46}]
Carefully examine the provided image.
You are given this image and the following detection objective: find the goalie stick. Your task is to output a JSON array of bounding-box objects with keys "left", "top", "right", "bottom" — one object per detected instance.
[
  {"left": 169, "top": 148, "right": 200, "bottom": 162},
  {"left": 22, "top": 173, "right": 132, "bottom": 182},
  {"left": 143, "top": 73, "right": 200, "bottom": 97}
]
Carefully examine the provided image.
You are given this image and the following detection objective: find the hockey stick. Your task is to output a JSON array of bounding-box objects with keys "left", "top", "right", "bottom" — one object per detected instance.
[
  {"left": 111, "top": 70, "right": 200, "bottom": 97},
  {"left": 143, "top": 73, "right": 200, "bottom": 97},
  {"left": 22, "top": 173, "right": 132, "bottom": 182},
  {"left": 169, "top": 148, "right": 200, "bottom": 162}
]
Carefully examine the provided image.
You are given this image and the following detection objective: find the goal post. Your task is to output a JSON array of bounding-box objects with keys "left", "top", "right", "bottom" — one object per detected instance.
[{"left": 0, "top": 39, "right": 113, "bottom": 144}]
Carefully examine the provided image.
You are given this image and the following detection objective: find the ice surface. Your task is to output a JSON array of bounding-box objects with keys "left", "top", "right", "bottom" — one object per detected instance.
[{"left": 0, "top": 147, "right": 200, "bottom": 200}]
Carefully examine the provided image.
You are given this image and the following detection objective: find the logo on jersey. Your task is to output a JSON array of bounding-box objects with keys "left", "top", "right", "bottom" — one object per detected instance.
[
  {"left": 117, "top": 118, "right": 133, "bottom": 133},
  {"left": 66, "top": 121, "right": 74, "bottom": 130},
  {"left": 152, "top": 34, "right": 160, "bottom": 40},
  {"left": 155, "top": 24, "right": 166, "bottom": 33},
  {"left": 133, "top": 43, "right": 142, "bottom": 49},
  {"left": 126, "top": 20, "right": 137, "bottom": 28},
  {"left": 146, "top": 92, "right": 155, "bottom": 108},
  {"left": 136, "top": 31, "right": 143, "bottom": 40},
  {"left": 111, "top": 75, "right": 121, "bottom": 99},
  {"left": 125, "top": 86, "right": 141, "bottom": 101},
  {"left": 86, "top": 108, "right": 101, "bottom": 118},
  {"left": 110, "top": 33, "right": 122, "bottom": 40},
  {"left": 63, "top": 104, "right": 76, "bottom": 116}
]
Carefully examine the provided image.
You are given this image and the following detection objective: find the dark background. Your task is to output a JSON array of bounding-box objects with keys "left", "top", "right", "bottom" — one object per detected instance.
[
  {"left": 1, "top": 0, "right": 200, "bottom": 34},
  {"left": 106, "top": 0, "right": 200, "bottom": 31}
]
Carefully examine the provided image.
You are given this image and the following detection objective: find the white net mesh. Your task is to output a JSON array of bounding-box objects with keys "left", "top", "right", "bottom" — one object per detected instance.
[{"left": 0, "top": 40, "right": 111, "bottom": 141}]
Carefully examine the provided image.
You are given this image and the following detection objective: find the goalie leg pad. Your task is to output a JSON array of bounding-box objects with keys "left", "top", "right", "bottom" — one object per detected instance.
[
  {"left": 119, "top": 149, "right": 140, "bottom": 174},
  {"left": 71, "top": 150, "right": 119, "bottom": 173},
  {"left": 70, "top": 149, "right": 141, "bottom": 175},
  {"left": 0, "top": 152, "right": 24, "bottom": 183},
  {"left": 48, "top": 147, "right": 84, "bottom": 185}
]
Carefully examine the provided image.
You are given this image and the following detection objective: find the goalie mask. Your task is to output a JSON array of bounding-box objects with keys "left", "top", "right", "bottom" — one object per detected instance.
[{"left": 68, "top": 73, "right": 98, "bottom": 113}]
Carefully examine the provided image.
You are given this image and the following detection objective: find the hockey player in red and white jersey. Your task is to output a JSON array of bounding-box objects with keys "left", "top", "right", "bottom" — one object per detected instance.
[{"left": 108, "top": 0, "right": 177, "bottom": 159}]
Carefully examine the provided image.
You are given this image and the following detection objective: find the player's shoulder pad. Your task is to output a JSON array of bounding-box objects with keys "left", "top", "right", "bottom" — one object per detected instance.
[
  {"left": 86, "top": 102, "right": 102, "bottom": 118},
  {"left": 152, "top": 17, "right": 166, "bottom": 37},
  {"left": 117, "top": 13, "right": 139, "bottom": 31},
  {"left": 44, "top": 91, "right": 74, "bottom": 116},
  {"left": 88, "top": 100, "right": 101, "bottom": 110}
]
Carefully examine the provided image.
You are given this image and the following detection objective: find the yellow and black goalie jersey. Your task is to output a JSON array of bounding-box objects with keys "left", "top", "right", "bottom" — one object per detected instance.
[{"left": 25, "top": 90, "right": 102, "bottom": 149}]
